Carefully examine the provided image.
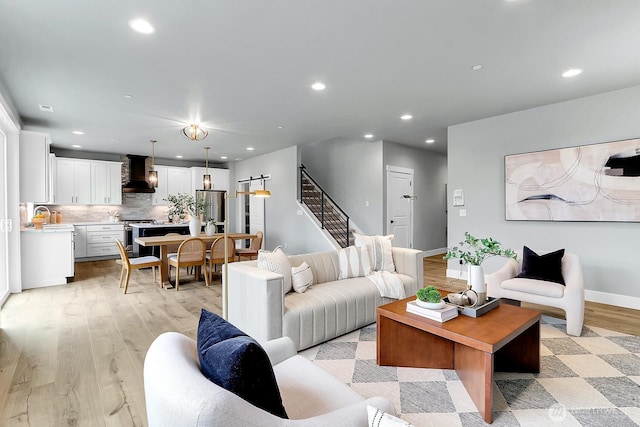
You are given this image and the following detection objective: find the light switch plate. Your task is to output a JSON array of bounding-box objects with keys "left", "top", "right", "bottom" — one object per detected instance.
[{"left": 459, "top": 209, "right": 467, "bottom": 217}]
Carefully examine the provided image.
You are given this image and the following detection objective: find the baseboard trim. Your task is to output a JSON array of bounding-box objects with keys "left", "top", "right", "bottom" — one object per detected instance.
[
  {"left": 423, "top": 247, "right": 447, "bottom": 257},
  {"left": 445, "top": 269, "right": 640, "bottom": 310},
  {"left": 584, "top": 290, "right": 640, "bottom": 311}
]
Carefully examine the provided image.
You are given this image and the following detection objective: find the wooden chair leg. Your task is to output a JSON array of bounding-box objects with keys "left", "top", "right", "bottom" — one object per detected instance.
[
  {"left": 175, "top": 267, "right": 180, "bottom": 291},
  {"left": 119, "top": 266, "right": 126, "bottom": 288},
  {"left": 204, "top": 262, "right": 210, "bottom": 287},
  {"left": 123, "top": 269, "right": 132, "bottom": 294}
]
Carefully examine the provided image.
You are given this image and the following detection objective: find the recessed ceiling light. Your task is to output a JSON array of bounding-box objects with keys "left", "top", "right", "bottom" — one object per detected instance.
[
  {"left": 235, "top": 158, "right": 242, "bottom": 161},
  {"left": 425, "top": 139, "right": 435, "bottom": 144},
  {"left": 562, "top": 68, "right": 583, "bottom": 78},
  {"left": 400, "top": 114, "right": 413, "bottom": 121},
  {"left": 71, "top": 145, "right": 82, "bottom": 148},
  {"left": 364, "top": 134, "right": 374, "bottom": 139},
  {"left": 175, "top": 155, "right": 183, "bottom": 159},
  {"left": 246, "top": 147, "right": 255, "bottom": 151},
  {"left": 123, "top": 94, "right": 133, "bottom": 99},
  {"left": 311, "top": 82, "right": 326, "bottom": 91},
  {"left": 39, "top": 104, "right": 54, "bottom": 112},
  {"left": 277, "top": 126, "right": 284, "bottom": 129},
  {"left": 471, "top": 64, "right": 483, "bottom": 71},
  {"left": 220, "top": 156, "right": 228, "bottom": 160},
  {"left": 128, "top": 18, "right": 155, "bottom": 34},
  {"left": 72, "top": 130, "right": 84, "bottom": 135}
]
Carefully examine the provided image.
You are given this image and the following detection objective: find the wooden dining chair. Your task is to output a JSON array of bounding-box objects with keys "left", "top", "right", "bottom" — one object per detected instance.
[
  {"left": 206, "top": 236, "right": 236, "bottom": 285},
  {"left": 235, "top": 230, "right": 263, "bottom": 261},
  {"left": 168, "top": 237, "right": 209, "bottom": 291},
  {"left": 115, "top": 239, "right": 162, "bottom": 294}
]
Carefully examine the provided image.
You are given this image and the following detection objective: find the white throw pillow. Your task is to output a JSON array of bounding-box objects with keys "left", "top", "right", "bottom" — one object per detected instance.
[
  {"left": 257, "top": 246, "right": 292, "bottom": 294},
  {"left": 291, "top": 261, "right": 313, "bottom": 293},
  {"left": 367, "top": 405, "right": 413, "bottom": 427},
  {"left": 354, "top": 233, "right": 396, "bottom": 272},
  {"left": 338, "top": 246, "right": 371, "bottom": 279}
]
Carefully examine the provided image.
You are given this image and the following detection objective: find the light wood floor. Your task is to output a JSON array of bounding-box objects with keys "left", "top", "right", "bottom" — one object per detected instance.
[{"left": 0, "top": 257, "right": 638, "bottom": 426}]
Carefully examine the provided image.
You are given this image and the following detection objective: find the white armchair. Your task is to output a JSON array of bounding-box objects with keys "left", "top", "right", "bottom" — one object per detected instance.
[
  {"left": 486, "top": 250, "right": 585, "bottom": 336},
  {"left": 144, "top": 332, "right": 396, "bottom": 427}
]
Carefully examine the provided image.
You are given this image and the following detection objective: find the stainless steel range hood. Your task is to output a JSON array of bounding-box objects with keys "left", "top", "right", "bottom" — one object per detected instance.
[{"left": 122, "top": 154, "right": 155, "bottom": 193}]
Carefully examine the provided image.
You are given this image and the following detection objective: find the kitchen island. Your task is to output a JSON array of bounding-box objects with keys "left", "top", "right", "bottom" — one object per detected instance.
[
  {"left": 20, "top": 224, "right": 75, "bottom": 289},
  {"left": 130, "top": 223, "right": 191, "bottom": 257}
]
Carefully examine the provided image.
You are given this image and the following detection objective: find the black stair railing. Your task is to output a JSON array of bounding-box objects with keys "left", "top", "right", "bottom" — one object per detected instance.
[{"left": 299, "top": 164, "right": 350, "bottom": 248}]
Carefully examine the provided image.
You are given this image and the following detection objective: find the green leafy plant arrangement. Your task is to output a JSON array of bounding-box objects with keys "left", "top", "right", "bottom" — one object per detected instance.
[
  {"left": 444, "top": 232, "right": 517, "bottom": 266},
  {"left": 416, "top": 286, "right": 442, "bottom": 303},
  {"left": 165, "top": 193, "right": 209, "bottom": 220}
]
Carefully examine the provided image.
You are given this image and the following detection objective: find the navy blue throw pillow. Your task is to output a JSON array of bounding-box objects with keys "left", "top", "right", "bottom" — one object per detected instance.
[
  {"left": 516, "top": 246, "right": 565, "bottom": 285},
  {"left": 197, "top": 309, "right": 288, "bottom": 418}
]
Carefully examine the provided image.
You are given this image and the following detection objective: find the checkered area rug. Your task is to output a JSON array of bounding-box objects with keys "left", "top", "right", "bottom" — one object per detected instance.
[{"left": 299, "top": 316, "right": 640, "bottom": 426}]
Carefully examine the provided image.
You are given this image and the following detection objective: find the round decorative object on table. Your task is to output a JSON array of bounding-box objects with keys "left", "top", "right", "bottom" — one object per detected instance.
[
  {"left": 32, "top": 217, "right": 45, "bottom": 230},
  {"left": 188, "top": 217, "right": 201, "bottom": 236},
  {"left": 415, "top": 299, "right": 445, "bottom": 310}
]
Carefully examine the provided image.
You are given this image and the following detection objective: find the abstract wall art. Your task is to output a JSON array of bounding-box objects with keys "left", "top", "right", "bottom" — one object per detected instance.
[{"left": 505, "top": 137, "right": 640, "bottom": 222}]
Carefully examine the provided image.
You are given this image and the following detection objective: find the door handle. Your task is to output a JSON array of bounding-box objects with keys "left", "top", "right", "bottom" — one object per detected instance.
[{"left": 390, "top": 220, "right": 395, "bottom": 223}]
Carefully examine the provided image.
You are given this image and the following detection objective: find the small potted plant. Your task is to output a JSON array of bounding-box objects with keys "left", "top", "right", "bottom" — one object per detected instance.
[
  {"left": 416, "top": 285, "right": 444, "bottom": 309},
  {"left": 205, "top": 218, "right": 217, "bottom": 236},
  {"left": 444, "top": 232, "right": 517, "bottom": 304}
]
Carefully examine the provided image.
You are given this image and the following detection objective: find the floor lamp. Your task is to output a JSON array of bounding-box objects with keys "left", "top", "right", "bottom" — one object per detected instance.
[{"left": 223, "top": 189, "right": 271, "bottom": 319}]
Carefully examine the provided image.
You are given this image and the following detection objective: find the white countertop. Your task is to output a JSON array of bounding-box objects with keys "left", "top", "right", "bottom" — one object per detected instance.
[
  {"left": 130, "top": 223, "right": 188, "bottom": 228},
  {"left": 21, "top": 224, "right": 75, "bottom": 233},
  {"left": 72, "top": 221, "right": 124, "bottom": 226}
]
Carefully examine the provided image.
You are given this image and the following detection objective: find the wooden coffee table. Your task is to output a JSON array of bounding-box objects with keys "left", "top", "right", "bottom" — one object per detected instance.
[{"left": 377, "top": 297, "right": 540, "bottom": 424}]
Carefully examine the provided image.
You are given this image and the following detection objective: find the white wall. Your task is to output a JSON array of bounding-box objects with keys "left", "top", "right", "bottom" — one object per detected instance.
[
  {"left": 301, "top": 138, "right": 384, "bottom": 234},
  {"left": 383, "top": 141, "right": 448, "bottom": 252},
  {"left": 447, "top": 85, "right": 640, "bottom": 306},
  {"left": 230, "top": 145, "right": 334, "bottom": 255}
]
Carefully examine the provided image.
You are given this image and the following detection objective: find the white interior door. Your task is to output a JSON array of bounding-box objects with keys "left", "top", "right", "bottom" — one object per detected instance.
[
  {"left": 0, "top": 128, "right": 9, "bottom": 306},
  {"left": 386, "top": 166, "right": 414, "bottom": 248}
]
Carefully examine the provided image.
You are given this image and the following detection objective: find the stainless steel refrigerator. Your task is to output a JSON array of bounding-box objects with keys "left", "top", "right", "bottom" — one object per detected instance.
[{"left": 195, "top": 190, "right": 226, "bottom": 230}]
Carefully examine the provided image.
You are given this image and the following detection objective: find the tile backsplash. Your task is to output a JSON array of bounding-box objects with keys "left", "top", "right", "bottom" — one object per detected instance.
[{"left": 22, "top": 193, "right": 171, "bottom": 224}]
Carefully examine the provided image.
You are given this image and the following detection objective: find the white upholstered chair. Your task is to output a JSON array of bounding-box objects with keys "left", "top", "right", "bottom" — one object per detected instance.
[
  {"left": 486, "top": 250, "right": 585, "bottom": 336},
  {"left": 143, "top": 332, "right": 396, "bottom": 427}
]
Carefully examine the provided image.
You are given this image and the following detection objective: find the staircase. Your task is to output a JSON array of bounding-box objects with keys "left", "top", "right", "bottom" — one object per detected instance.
[{"left": 299, "top": 165, "right": 352, "bottom": 248}]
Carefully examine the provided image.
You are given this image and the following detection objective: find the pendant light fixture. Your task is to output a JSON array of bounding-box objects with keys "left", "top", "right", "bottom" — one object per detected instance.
[
  {"left": 148, "top": 139, "right": 158, "bottom": 188},
  {"left": 181, "top": 123, "right": 208, "bottom": 141},
  {"left": 203, "top": 146, "right": 212, "bottom": 189}
]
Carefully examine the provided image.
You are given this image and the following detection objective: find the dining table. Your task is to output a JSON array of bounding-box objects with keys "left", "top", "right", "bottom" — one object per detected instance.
[{"left": 134, "top": 232, "right": 257, "bottom": 288}]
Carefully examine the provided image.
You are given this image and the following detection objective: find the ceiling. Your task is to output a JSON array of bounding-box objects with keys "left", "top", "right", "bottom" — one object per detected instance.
[{"left": 2, "top": 1, "right": 640, "bottom": 162}]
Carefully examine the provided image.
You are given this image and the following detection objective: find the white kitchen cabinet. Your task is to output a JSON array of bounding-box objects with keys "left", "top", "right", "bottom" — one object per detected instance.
[
  {"left": 74, "top": 225, "right": 87, "bottom": 258},
  {"left": 21, "top": 229, "right": 75, "bottom": 289},
  {"left": 19, "top": 130, "right": 53, "bottom": 203},
  {"left": 74, "top": 223, "right": 123, "bottom": 260},
  {"left": 167, "top": 167, "right": 192, "bottom": 196},
  {"left": 56, "top": 158, "right": 91, "bottom": 204},
  {"left": 153, "top": 166, "right": 192, "bottom": 205},
  {"left": 91, "top": 160, "right": 122, "bottom": 205},
  {"left": 86, "top": 224, "right": 123, "bottom": 257},
  {"left": 191, "top": 167, "right": 229, "bottom": 192},
  {"left": 152, "top": 165, "right": 169, "bottom": 205}
]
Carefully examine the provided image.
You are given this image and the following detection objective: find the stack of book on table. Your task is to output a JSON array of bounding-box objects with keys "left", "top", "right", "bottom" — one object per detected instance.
[{"left": 406, "top": 300, "right": 458, "bottom": 322}]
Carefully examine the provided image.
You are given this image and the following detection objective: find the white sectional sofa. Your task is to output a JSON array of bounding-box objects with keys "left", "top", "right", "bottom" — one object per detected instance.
[{"left": 227, "top": 247, "right": 424, "bottom": 350}]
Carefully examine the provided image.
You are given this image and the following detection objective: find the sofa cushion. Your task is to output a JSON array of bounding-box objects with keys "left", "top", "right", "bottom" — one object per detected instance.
[
  {"left": 354, "top": 233, "right": 396, "bottom": 272},
  {"left": 288, "top": 251, "right": 340, "bottom": 285},
  {"left": 258, "top": 246, "right": 293, "bottom": 293},
  {"left": 196, "top": 309, "right": 288, "bottom": 418},
  {"left": 291, "top": 261, "right": 314, "bottom": 293},
  {"left": 517, "top": 246, "right": 565, "bottom": 285},
  {"left": 501, "top": 277, "right": 566, "bottom": 298},
  {"left": 338, "top": 246, "right": 371, "bottom": 279}
]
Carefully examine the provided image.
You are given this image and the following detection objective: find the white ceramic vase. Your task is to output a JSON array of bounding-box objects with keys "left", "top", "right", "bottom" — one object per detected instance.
[
  {"left": 205, "top": 222, "right": 215, "bottom": 236},
  {"left": 467, "top": 264, "right": 486, "bottom": 305},
  {"left": 189, "top": 217, "right": 201, "bottom": 237}
]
